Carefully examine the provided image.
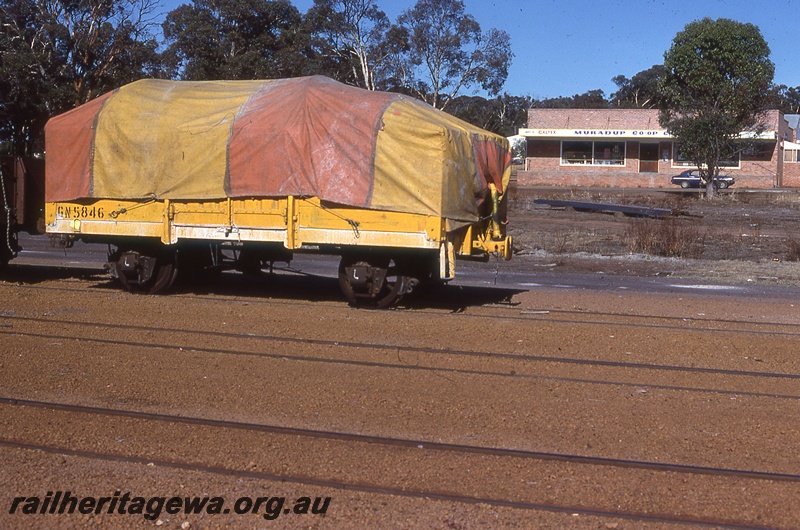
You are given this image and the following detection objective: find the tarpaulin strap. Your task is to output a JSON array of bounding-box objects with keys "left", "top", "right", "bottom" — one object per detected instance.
[{"left": 108, "top": 195, "right": 158, "bottom": 219}]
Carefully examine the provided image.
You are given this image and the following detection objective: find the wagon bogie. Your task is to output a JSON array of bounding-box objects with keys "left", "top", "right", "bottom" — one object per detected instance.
[
  {"left": 108, "top": 244, "right": 178, "bottom": 294},
  {"left": 338, "top": 254, "right": 408, "bottom": 309}
]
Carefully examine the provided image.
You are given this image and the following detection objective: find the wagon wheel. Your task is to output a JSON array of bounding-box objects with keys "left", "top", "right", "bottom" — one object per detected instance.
[
  {"left": 111, "top": 248, "right": 178, "bottom": 294},
  {"left": 338, "top": 255, "right": 409, "bottom": 309}
]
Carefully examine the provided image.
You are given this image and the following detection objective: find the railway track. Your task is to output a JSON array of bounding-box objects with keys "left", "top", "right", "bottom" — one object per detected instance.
[
  {"left": 2, "top": 322, "right": 800, "bottom": 401},
  {"left": 2, "top": 277, "right": 799, "bottom": 528},
  {"left": 5, "top": 397, "right": 800, "bottom": 482},
  {"left": 0, "top": 441, "right": 775, "bottom": 530},
  {"left": 3, "top": 295, "right": 799, "bottom": 397},
  {"left": 0, "top": 397, "right": 796, "bottom": 530}
]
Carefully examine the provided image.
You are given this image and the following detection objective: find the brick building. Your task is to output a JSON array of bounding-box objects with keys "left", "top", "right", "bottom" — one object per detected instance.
[{"left": 516, "top": 109, "right": 800, "bottom": 188}]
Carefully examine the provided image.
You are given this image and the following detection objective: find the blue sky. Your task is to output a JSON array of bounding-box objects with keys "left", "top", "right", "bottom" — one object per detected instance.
[{"left": 161, "top": 0, "right": 800, "bottom": 99}]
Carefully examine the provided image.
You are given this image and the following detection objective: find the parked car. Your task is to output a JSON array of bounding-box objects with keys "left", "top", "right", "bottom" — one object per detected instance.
[{"left": 671, "top": 169, "right": 735, "bottom": 189}]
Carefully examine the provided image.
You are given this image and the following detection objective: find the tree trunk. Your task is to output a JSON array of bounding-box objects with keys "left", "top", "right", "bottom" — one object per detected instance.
[{"left": 705, "top": 179, "right": 716, "bottom": 198}]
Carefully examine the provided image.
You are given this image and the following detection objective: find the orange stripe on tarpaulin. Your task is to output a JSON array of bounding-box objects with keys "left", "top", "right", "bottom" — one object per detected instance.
[
  {"left": 44, "top": 91, "right": 114, "bottom": 202},
  {"left": 472, "top": 137, "right": 512, "bottom": 195},
  {"left": 227, "top": 76, "right": 400, "bottom": 207}
]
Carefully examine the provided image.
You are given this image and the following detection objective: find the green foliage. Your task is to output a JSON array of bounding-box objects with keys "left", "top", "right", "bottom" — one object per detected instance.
[
  {"left": 162, "top": 0, "right": 305, "bottom": 80},
  {"left": 769, "top": 84, "right": 800, "bottom": 114},
  {"left": 447, "top": 93, "right": 532, "bottom": 136},
  {"left": 0, "top": 0, "right": 161, "bottom": 155},
  {"left": 537, "top": 89, "right": 609, "bottom": 109},
  {"left": 1, "top": 1, "right": 61, "bottom": 155},
  {"left": 611, "top": 64, "right": 665, "bottom": 108},
  {"left": 659, "top": 18, "right": 774, "bottom": 197}
]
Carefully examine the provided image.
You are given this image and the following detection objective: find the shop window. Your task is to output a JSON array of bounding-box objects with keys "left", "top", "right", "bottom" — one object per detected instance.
[
  {"left": 673, "top": 145, "right": 694, "bottom": 167},
  {"left": 561, "top": 141, "right": 625, "bottom": 166},
  {"left": 672, "top": 142, "right": 740, "bottom": 168},
  {"left": 741, "top": 142, "right": 773, "bottom": 161},
  {"left": 561, "top": 141, "right": 593, "bottom": 164},
  {"left": 595, "top": 141, "right": 624, "bottom": 165},
  {"left": 719, "top": 151, "right": 739, "bottom": 167}
]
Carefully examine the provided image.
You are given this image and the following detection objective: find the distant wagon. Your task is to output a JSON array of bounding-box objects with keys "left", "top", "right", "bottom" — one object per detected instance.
[
  {"left": 0, "top": 157, "right": 44, "bottom": 268},
  {"left": 43, "top": 76, "right": 512, "bottom": 307}
]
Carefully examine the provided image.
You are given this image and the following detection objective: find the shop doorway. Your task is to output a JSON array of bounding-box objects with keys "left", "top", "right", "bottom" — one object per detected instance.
[{"left": 639, "top": 143, "right": 659, "bottom": 173}]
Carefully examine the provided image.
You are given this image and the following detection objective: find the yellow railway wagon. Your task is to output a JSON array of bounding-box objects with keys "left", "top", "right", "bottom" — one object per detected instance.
[{"left": 44, "top": 77, "right": 512, "bottom": 307}]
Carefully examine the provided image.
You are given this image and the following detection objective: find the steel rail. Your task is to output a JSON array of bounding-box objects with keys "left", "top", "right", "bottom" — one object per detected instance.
[
  {"left": 2, "top": 328, "right": 799, "bottom": 401},
  {"left": 3, "top": 396, "right": 799, "bottom": 484},
  {"left": 0, "top": 438, "right": 784, "bottom": 530},
  {"left": 2, "top": 280, "right": 800, "bottom": 334},
  {"left": 3, "top": 315, "right": 800, "bottom": 381}
]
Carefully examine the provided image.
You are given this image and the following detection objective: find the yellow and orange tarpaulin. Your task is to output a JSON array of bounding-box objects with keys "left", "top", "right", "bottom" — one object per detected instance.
[{"left": 46, "top": 76, "right": 511, "bottom": 223}]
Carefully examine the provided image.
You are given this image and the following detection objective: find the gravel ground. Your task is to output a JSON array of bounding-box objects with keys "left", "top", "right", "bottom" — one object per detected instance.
[{"left": 1, "top": 187, "right": 800, "bottom": 529}]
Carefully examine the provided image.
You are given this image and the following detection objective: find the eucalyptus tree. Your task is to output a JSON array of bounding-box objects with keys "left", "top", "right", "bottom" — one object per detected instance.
[
  {"left": 447, "top": 93, "right": 531, "bottom": 136},
  {"left": 394, "top": 0, "right": 512, "bottom": 110},
  {"left": 770, "top": 85, "right": 800, "bottom": 114},
  {"left": 303, "top": 0, "right": 394, "bottom": 90}
]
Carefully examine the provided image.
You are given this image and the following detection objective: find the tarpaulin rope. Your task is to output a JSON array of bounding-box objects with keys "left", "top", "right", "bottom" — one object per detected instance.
[{"left": 1, "top": 166, "right": 14, "bottom": 256}]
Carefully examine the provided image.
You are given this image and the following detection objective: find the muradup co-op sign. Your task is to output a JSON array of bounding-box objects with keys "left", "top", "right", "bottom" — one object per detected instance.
[
  {"left": 518, "top": 128, "right": 673, "bottom": 139},
  {"left": 518, "top": 128, "right": 777, "bottom": 140}
]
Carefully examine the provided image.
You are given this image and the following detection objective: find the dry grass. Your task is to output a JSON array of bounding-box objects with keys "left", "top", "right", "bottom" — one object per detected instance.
[
  {"left": 508, "top": 187, "right": 800, "bottom": 265},
  {"left": 787, "top": 239, "right": 800, "bottom": 261},
  {"left": 625, "top": 218, "right": 705, "bottom": 258}
]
